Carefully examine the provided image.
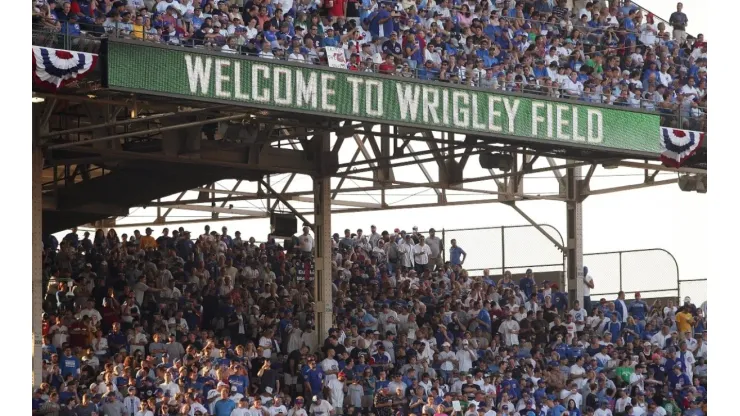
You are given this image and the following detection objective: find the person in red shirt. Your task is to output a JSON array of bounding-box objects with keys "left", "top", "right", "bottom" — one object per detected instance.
[
  {"left": 68, "top": 316, "right": 91, "bottom": 349},
  {"left": 378, "top": 55, "right": 396, "bottom": 74},
  {"left": 328, "top": 0, "right": 347, "bottom": 21}
]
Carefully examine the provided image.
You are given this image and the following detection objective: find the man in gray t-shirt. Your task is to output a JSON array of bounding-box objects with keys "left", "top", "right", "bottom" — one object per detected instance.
[
  {"left": 425, "top": 228, "right": 444, "bottom": 271},
  {"left": 101, "top": 393, "right": 126, "bottom": 416}
]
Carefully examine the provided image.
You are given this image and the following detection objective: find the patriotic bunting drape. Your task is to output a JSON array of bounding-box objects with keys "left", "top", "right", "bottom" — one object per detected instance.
[
  {"left": 660, "top": 127, "right": 705, "bottom": 168},
  {"left": 32, "top": 46, "right": 98, "bottom": 92}
]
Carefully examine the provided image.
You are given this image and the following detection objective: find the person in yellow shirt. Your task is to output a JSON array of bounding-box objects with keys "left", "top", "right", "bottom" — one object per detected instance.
[
  {"left": 675, "top": 306, "right": 695, "bottom": 334},
  {"left": 131, "top": 15, "right": 145, "bottom": 40},
  {"left": 139, "top": 227, "right": 157, "bottom": 250}
]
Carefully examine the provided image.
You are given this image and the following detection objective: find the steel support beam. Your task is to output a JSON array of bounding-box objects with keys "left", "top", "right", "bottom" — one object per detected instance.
[
  {"left": 290, "top": 196, "right": 382, "bottom": 209},
  {"left": 40, "top": 107, "right": 225, "bottom": 138},
  {"left": 313, "top": 133, "right": 333, "bottom": 347},
  {"left": 565, "top": 166, "right": 584, "bottom": 309},
  {"left": 259, "top": 179, "right": 314, "bottom": 229},
  {"left": 33, "top": 103, "right": 44, "bottom": 388},
  {"left": 48, "top": 114, "right": 248, "bottom": 150},
  {"left": 505, "top": 203, "right": 566, "bottom": 253},
  {"left": 166, "top": 204, "right": 269, "bottom": 217},
  {"left": 547, "top": 157, "right": 566, "bottom": 188},
  {"left": 406, "top": 143, "right": 442, "bottom": 197},
  {"left": 584, "top": 178, "right": 678, "bottom": 196}
]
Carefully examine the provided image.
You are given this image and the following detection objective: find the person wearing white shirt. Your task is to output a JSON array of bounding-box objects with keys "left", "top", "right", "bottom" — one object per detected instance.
[
  {"left": 321, "top": 350, "right": 340, "bottom": 384},
  {"left": 398, "top": 236, "right": 414, "bottom": 269},
  {"left": 123, "top": 388, "right": 141, "bottom": 416},
  {"left": 309, "top": 398, "right": 334, "bottom": 416},
  {"left": 412, "top": 237, "right": 432, "bottom": 274},
  {"left": 569, "top": 358, "right": 586, "bottom": 388},
  {"left": 134, "top": 400, "right": 154, "bottom": 416},
  {"left": 455, "top": 340, "right": 477, "bottom": 373},
  {"left": 378, "top": 305, "right": 399, "bottom": 336},
  {"left": 582, "top": 267, "right": 595, "bottom": 313},
  {"left": 680, "top": 78, "right": 699, "bottom": 105},
  {"left": 159, "top": 372, "right": 180, "bottom": 397},
  {"left": 544, "top": 48, "right": 560, "bottom": 66},
  {"left": 270, "top": 400, "right": 289, "bottom": 416},
  {"left": 650, "top": 326, "right": 671, "bottom": 349},
  {"left": 438, "top": 343, "right": 457, "bottom": 382},
  {"left": 615, "top": 390, "right": 631, "bottom": 414},
  {"left": 299, "top": 228, "right": 314, "bottom": 254},
  {"left": 639, "top": 23, "right": 658, "bottom": 46},
  {"left": 188, "top": 400, "right": 209, "bottom": 416},
  {"left": 156, "top": 0, "right": 178, "bottom": 13},
  {"left": 498, "top": 315, "right": 520, "bottom": 346},
  {"left": 560, "top": 384, "right": 583, "bottom": 408},
  {"left": 629, "top": 366, "right": 646, "bottom": 393},
  {"left": 230, "top": 398, "right": 252, "bottom": 416},
  {"left": 594, "top": 401, "right": 614, "bottom": 416},
  {"left": 77, "top": 302, "right": 103, "bottom": 326},
  {"left": 678, "top": 342, "right": 696, "bottom": 380},
  {"left": 569, "top": 301, "right": 588, "bottom": 332},
  {"left": 327, "top": 373, "right": 346, "bottom": 412}
]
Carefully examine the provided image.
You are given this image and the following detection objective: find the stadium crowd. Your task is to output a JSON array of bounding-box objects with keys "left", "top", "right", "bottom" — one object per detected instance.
[
  {"left": 35, "top": 224, "right": 708, "bottom": 416},
  {"left": 32, "top": 0, "right": 706, "bottom": 130}
]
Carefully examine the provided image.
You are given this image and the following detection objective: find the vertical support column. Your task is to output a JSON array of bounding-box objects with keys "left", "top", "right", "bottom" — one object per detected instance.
[
  {"left": 565, "top": 166, "right": 584, "bottom": 307},
  {"left": 312, "top": 133, "right": 333, "bottom": 346},
  {"left": 32, "top": 103, "right": 44, "bottom": 388}
]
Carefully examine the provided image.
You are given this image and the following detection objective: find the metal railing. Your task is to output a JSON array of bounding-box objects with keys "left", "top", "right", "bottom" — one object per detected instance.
[
  {"left": 32, "top": 26, "right": 104, "bottom": 54},
  {"left": 632, "top": 1, "right": 697, "bottom": 40},
  {"left": 32, "top": 22, "right": 707, "bottom": 134},
  {"left": 583, "top": 248, "right": 680, "bottom": 299},
  {"left": 438, "top": 224, "right": 566, "bottom": 276}
]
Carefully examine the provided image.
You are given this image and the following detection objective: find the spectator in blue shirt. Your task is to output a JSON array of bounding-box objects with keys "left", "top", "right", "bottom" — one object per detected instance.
[
  {"left": 213, "top": 389, "right": 237, "bottom": 416},
  {"left": 449, "top": 239, "right": 466, "bottom": 266},
  {"left": 629, "top": 292, "right": 650, "bottom": 323}
]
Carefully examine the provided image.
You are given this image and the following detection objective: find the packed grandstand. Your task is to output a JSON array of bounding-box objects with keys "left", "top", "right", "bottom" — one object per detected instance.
[
  {"left": 32, "top": 0, "right": 706, "bottom": 132},
  {"left": 36, "top": 223, "right": 707, "bottom": 416},
  {"left": 33, "top": 0, "right": 708, "bottom": 415}
]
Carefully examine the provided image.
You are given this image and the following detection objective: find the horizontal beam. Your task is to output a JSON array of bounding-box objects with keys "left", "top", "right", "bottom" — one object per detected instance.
[
  {"left": 40, "top": 107, "right": 227, "bottom": 138},
  {"left": 165, "top": 204, "right": 268, "bottom": 217},
  {"left": 584, "top": 178, "right": 678, "bottom": 196},
  {"left": 191, "top": 187, "right": 258, "bottom": 197},
  {"left": 290, "top": 196, "right": 382, "bottom": 209},
  {"left": 48, "top": 114, "right": 248, "bottom": 150},
  {"left": 118, "top": 194, "right": 560, "bottom": 228},
  {"left": 617, "top": 161, "right": 706, "bottom": 174}
]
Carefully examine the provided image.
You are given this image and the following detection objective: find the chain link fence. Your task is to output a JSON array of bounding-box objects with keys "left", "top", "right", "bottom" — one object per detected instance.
[
  {"left": 439, "top": 225, "right": 565, "bottom": 276},
  {"left": 679, "top": 279, "right": 708, "bottom": 306},
  {"left": 436, "top": 226, "right": 706, "bottom": 305},
  {"left": 582, "top": 249, "right": 681, "bottom": 300}
]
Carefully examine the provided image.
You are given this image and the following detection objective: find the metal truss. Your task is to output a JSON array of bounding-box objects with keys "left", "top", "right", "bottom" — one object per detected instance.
[{"left": 36, "top": 92, "right": 705, "bottom": 231}]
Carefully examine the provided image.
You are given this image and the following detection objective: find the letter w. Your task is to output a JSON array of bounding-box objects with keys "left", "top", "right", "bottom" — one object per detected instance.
[
  {"left": 396, "top": 84, "right": 421, "bottom": 121},
  {"left": 185, "top": 55, "right": 212, "bottom": 94}
]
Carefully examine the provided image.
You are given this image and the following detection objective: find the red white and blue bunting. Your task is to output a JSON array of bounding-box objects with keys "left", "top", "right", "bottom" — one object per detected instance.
[
  {"left": 32, "top": 46, "right": 98, "bottom": 92},
  {"left": 660, "top": 127, "right": 705, "bottom": 168}
]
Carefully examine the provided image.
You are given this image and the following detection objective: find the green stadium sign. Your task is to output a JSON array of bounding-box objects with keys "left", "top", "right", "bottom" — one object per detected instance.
[{"left": 107, "top": 41, "right": 662, "bottom": 154}]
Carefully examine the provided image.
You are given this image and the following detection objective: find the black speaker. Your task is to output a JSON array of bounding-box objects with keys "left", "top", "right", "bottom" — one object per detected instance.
[
  {"left": 271, "top": 213, "right": 297, "bottom": 237},
  {"left": 479, "top": 153, "right": 514, "bottom": 172}
]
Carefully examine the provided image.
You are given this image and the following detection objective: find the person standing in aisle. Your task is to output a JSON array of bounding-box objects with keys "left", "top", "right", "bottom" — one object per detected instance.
[
  {"left": 425, "top": 229, "right": 443, "bottom": 272},
  {"left": 583, "top": 266, "right": 595, "bottom": 314},
  {"left": 412, "top": 236, "right": 432, "bottom": 275},
  {"left": 449, "top": 239, "right": 466, "bottom": 267}
]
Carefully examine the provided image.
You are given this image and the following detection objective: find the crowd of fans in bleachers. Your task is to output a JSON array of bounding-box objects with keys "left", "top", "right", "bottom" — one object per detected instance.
[
  {"left": 32, "top": 0, "right": 706, "bottom": 131},
  {"left": 35, "top": 224, "right": 707, "bottom": 416}
]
